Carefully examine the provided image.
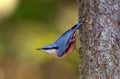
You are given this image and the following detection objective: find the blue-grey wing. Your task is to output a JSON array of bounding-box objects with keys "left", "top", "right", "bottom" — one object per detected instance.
[
  {"left": 55, "top": 29, "right": 73, "bottom": 57},
  {"left": 54, "top": 22, "right": 83, "bottom": 57}
]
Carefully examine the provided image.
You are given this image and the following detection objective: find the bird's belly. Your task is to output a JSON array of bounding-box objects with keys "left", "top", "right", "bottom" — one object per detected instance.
[
  {"left": 63, "top": 42, "right": 75, "bottom": 57},
  {"left": 49, "top": 42, "right": 75, "bottom": 58}
]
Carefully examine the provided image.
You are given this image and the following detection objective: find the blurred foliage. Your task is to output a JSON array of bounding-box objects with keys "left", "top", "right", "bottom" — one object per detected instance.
[
  {"left": 0, "top": 0, "right": 81, "bottom": 79},
  {"left": 12, "top": 0, "right": 76, "bottom": 22}
]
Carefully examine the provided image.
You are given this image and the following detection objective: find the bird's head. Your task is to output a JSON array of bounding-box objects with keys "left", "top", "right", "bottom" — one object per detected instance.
[{"left": 37, "top": 44, "right": 60, "bottom": 58}]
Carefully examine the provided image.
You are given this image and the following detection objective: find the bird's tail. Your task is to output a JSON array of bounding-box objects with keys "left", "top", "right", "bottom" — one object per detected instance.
[{"left": 71, "top": 21, "right": 83, "bottom": 30}]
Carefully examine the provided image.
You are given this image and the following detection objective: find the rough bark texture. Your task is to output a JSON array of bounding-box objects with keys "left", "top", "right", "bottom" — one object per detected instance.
[{"left": 78, "top": 0, "right": 120, "bottom": 79}]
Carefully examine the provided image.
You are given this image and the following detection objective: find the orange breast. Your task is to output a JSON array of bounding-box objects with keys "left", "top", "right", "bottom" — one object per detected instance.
[
  {"left": 49, "top": 41, "right": 76, "bottom": 59},
  {"left": 63, "top": 41, "right": 76, "bottom": 57}
]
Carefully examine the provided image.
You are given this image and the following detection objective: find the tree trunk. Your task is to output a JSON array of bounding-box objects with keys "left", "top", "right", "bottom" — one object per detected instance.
[{"left": 78, "top": 0, "right": 120, "bottom": 79}]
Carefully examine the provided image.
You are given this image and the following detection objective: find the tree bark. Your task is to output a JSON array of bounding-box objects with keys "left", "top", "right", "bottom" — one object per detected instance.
[{"left": 78, "top": 0, "right": 120, "bottom": 79}]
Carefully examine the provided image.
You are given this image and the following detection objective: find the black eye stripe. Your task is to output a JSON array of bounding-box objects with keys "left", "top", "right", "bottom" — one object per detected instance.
[{"left": 43, "top": 47, "right": 58, "bottom": 50}]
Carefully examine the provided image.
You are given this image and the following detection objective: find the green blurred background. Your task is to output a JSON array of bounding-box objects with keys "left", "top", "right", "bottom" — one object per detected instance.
[{"left": 0, "top": 0, "right": 80, "bottom": 79}]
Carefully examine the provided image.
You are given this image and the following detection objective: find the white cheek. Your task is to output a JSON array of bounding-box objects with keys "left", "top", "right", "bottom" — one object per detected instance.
[
  {"left": 44, "top": 49, "right": 60, "bottom": 58},
  {"left": 44, "top": 49, "right": 57, "bottom": 54}
]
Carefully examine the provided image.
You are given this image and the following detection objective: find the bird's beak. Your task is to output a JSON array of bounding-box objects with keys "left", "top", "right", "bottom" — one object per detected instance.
[{"left": 36, "top": 48, "right": 43, "bottom": 50}]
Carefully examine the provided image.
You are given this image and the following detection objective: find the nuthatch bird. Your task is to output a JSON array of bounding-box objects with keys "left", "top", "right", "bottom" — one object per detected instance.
[{"left": 37, "top": 21, "right": 83, "bottom": 58}]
